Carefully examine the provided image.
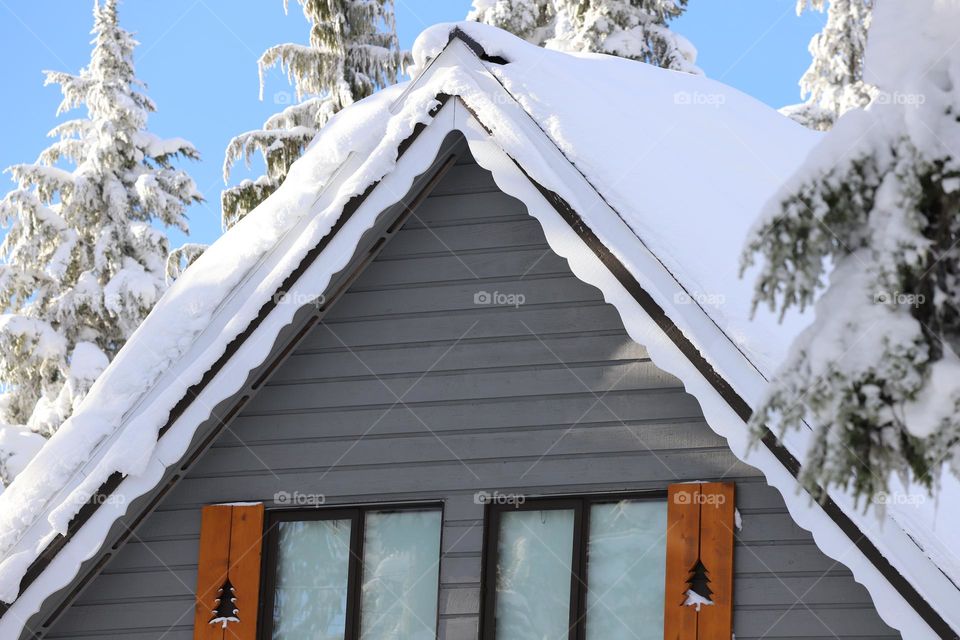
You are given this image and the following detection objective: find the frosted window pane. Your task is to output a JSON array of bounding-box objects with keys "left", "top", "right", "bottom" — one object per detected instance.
[
  {"left": 272, "top": 519, "right": 352, "bottom": 640},
  {"left": 359, "top": 509, "right": 442, "bottom": 640},
  {"left": 585, "top": 500, "right": 667, "bottom": 640},
  {"left": 495, "top": 509, "right": 575, "bottom": 640}
]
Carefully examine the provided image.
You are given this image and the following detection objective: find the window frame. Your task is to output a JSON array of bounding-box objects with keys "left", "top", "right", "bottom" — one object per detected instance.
[
  {"left": 259, "top": 502, "right": 444, "bottom": 640},
  {"left": 480, "top": 490, "right": 667, "bottom": 640}
]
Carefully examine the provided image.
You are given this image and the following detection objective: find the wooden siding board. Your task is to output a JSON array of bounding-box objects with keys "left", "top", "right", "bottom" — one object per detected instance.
[
  {"left": 346, "top": 219, "right": 545, "bottom": 262},
  {"left": 43, "top": 153, "right": 896, "bottom": 640},
  {"left": 165, "top": 452, "right": 758, "bottom": 506},
  {"left": 229, "top": 391, "right": 706, "bottom": 441},
  {"left": 326, "top": 269, "right": 597, "bottom": 312},
  {"left": 197, "top": 422, "right": 725, "bottom": 475},
  {"left": 733, "top": 608, "right": 900, "bottom": 638},
  {"left": 267, "top": 333, "right": 650, "bottom": 382},
  {"left": 410, "top": 190, "right": 526, "bottom": 225},
  {"left": 68, "top": 568, "right": 197, "bottom": 602},
  {"left": 245, "top": 365, "right": 680, "bottom": 414},
  {"left": 735, "top": 543, "right": 852, "bottom": 575},
  {"left": 48, "top": 599, "right": 195, "bottom": 636},
  {"left": 355, "top": 247, "right": 567, "bottom": 286},
  {"left": 300, "top": 302, "right": 628, "bottom": 349}
]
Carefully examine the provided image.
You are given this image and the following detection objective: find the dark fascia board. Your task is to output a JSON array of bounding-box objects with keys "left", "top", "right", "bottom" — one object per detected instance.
[{"left": 4, "top": 75, "right": 954, "bottom": 637}]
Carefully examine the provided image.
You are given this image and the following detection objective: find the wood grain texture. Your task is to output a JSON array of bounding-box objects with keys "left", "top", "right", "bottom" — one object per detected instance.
[
  {"left": 193, "top": 505, "right": 231, "bottom": 640},
  {"left": 193, "top": 504, "right": 264, "bottom": 640},
  {"left": 698, "top": 482, "right": 735, "bottom": 640},
  {"left": 665, "top": 484, "right": 701, "bottom": 640},
  {"left": 225, "top": 504, "right": 264, "bottom": 640}
]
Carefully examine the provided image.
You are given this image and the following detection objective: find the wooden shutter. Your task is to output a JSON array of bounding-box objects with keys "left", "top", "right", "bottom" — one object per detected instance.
[
  {"left": 194, "top": 504, "right": 265, "bottom": 640},
  {"left": 664, "top": 483, "right": 735, "bottom": 640}
]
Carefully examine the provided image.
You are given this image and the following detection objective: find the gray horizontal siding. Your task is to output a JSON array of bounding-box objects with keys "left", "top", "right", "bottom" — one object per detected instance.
[{"left": 46, "top": 147, "right": 897, "bottom": 639}]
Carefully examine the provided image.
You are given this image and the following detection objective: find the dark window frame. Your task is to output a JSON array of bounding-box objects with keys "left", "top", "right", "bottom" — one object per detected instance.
[
  {"left": 258, "top": 502, "right": 444, "bottom": 640},
  {"left": 480, "top": 490, "right": 667, "bottom": 640}
]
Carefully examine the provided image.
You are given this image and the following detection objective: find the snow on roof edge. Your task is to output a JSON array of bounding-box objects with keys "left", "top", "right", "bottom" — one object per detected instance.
[{"left": 0, "top": 80, "right": 426, "bottom": 599}]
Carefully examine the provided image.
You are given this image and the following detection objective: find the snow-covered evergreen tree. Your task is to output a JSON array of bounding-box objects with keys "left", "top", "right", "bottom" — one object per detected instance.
[
  {"left": 470, "top": 0, "right": 699, "bottom": 74},
  {"left": 468, "top": 0, "right": 556, "bottom": 46},
  {"left": 221, "top": 0, "right": 406, "bottom": 229},
  {"left": 0, "top": 0, "right": 202, "bottom": 440},
  {"left": 551, "top": 0, "right": 699, "bottom": 73},
  {"left": 742, "top": 0, "right": 960, "bottom": 501},
  {"left": 165, "top": 243, "right": 206, "bottom": 283},
  {"left": 781, "top": 0, "right": 874, "bottom": 131}
]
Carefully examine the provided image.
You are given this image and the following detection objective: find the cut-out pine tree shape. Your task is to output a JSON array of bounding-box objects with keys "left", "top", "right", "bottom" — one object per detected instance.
[
  {"left": 683, "top": 558, "right": 714, "bottom": 612},
  {"left": 209, "top": 577, "right": 240, "bottom": 629}
]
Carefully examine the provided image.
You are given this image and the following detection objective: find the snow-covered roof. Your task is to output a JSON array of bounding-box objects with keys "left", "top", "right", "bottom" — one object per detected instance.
[{"left": 0, "top": 21, "right": 957, "bottom": 639}]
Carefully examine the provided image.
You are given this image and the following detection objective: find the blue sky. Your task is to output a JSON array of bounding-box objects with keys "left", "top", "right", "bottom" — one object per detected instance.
[{"left": 0, "top": 1, "right": 826, "bottom": 248}]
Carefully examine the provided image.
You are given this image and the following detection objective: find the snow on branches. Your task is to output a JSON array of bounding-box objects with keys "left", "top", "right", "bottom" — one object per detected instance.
[
  {"left": 221, "top": 0, "right": 407, "bottom": 229},
  {"left": 782, "top": 0, "right": 875, "bottom": 131},
  {"left": 468, "top": 0, "right": 556, "bottom": 46},
  {"left": 743, "top": 0, "right": 960, "bottom": 501},
  {"left": 470, "top": 0, "right": 700, "bottom": 74},
  {"left": 0, "top": 0, "right": 201, "bottom": 444}
]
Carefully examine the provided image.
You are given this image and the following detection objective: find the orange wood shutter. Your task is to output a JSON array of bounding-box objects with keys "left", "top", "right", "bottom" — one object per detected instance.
[
  {"left": 664, "top": 483, "right": 735, "bottom": 640},
  {"left": 194, "top": 504, "right": 265, "bottom": 640}
]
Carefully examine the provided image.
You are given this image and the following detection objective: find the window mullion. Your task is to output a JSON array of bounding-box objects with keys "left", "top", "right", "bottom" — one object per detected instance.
[
  {"left": 481, "top": 506, "right": 501, "bottom": 639},
  {"left": 345, "top": 509, "right": 363, "bottom": 640},
  {"left": 569, "top": 500, "right": 587, "bottom": 640},
  {"left": 580, "top": 499, "right": 596, "bottom": 640}
]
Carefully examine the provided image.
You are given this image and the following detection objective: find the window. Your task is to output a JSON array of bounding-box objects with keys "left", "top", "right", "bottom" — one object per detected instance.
[
  {"left": 193, "top": 487, "right": 733, "bottom": 639},
  {"left": 262, "top": 505, "right": 443, "bottom": 640},
  {"left": 482, "top": 495, "right": 668, "bottom": 640}
]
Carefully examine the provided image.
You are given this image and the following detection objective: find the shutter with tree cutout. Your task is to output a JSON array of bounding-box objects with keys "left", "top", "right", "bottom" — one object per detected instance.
[
  {"left": 193, "top": 503, "right": 264, "bottom": 640},
  {"left": 664, "top": 482, "right": 735, "bottom": 640}
]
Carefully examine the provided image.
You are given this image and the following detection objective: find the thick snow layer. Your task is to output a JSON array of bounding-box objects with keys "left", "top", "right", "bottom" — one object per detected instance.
[
  {"left": 0, "top": 19, "right": 956, "bottom": 639},
  {"left": 0, "top": 79, "right": 422, "bottom": 593},
  {"left": 414, "top": 22, "right": 820, "bottom": 377}
]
